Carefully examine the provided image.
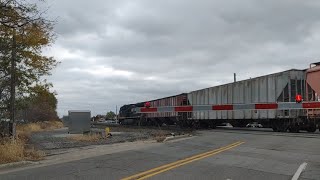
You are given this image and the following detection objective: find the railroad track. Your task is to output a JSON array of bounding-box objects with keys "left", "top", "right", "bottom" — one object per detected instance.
[
  {"left": 92, "top": 123, "right": 320, "bottom": 138},
  {"left": 92, "top": 123, "right": 179, "bottom": 130}
]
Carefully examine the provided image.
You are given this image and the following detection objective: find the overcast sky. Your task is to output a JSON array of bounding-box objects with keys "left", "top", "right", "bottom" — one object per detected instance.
[{"left": 42, "top": 0, "right": 320, "bottom": 116}]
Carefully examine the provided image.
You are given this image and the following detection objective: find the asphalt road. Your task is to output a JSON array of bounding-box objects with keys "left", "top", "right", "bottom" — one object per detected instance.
[{"left": 1, "top": 129, "right": 320, "bottom": 180}]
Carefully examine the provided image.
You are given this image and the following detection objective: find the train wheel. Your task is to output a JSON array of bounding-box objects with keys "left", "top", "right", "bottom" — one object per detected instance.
[
  {"left": 192, "top": 121, "right": 200, "bottom": 129},
  {"left": 178, "top": 120, "right": 188, "bottom": 129},
  {"left": 279, "top": 126, "right": 287, "bottom": 132},
  {"left": 272, "top": 126, "right": 278, "bottom": 132},
  {"left": 207, "top": 121, "right": 215, "bottom": 129},
  {"left": 289, "top": 125, "right": 299, "bottom": 133},
  {"left": 276, "top": 122, "right": 288, "bottom": 132},
  {"left": 271, "top": 120, "right": 277, "bottom": 132},
  {"left": 307, "top": 124, "right": 317, "bottom": 133}
]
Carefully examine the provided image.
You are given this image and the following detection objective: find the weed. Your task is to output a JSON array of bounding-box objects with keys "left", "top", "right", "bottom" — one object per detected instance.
[
  {"left": 68, "top": 134, "right": 102, "bottom": 142},
  {"left": 0, "top": 120, "right": 63, "bottom": 164}
]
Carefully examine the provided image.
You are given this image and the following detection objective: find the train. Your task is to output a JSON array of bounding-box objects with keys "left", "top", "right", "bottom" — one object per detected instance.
[{"left": 119, "top": 62, "right": 320, "bottom": 132}]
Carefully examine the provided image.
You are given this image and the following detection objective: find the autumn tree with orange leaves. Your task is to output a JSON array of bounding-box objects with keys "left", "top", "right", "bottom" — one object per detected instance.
[{"left": 0, "top": 0, "right": 58, "bottom": 134}]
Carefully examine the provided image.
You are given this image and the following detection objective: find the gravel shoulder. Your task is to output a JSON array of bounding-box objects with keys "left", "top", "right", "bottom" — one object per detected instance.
[{"left": 29, "top": 126, "right": 192, "bottom": 156}]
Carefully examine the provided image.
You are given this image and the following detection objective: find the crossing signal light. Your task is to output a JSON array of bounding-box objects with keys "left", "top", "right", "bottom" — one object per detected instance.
[
  {"left": 145, "top": 101, "right": 151, "bottom": 108},
  {"left": 295, "top": 94, "right": 302, "bottom": 103}
]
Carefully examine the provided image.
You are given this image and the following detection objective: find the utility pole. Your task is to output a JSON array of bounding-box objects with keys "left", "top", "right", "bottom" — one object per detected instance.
[
  {"left": 9, "top": 33, "right": 16, "bottom": 138},
  {"left": 115, "top": 105, "right": 118, "bottom": 122}
]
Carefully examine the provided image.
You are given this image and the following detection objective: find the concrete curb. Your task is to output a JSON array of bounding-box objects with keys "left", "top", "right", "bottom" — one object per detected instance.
[
  {"left": 163, "top": 134, "right": 192, "bottom": 142},
  {"left": 0, "top": 161, "right": 40, "bottom": 170}
]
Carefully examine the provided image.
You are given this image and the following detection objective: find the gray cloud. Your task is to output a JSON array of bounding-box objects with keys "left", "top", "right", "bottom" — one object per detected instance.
[{"left": 43, "top": 0, "right": 320, "bottom": 116}]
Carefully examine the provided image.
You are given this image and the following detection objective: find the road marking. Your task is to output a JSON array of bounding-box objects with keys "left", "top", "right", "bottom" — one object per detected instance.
[
  {"left": 121, "top": 141, "right": 243, "bottom": 180},
  {"left": 292, "top": 162, "right": 308, "bottom": 180},
  {"left": 121, "top": 141, "right": 244, "bottom": 180}
]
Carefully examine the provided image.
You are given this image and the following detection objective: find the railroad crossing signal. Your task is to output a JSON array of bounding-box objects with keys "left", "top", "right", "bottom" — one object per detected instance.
[{"left": 134, "top": 102, "right": 320, "bottom": 113}]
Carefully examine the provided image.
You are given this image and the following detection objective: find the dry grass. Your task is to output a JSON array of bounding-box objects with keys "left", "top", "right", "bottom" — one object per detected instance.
[
  {"left": 16, "top": 121, "right": 63, "bottom": 133},
  {"left": 154, "top": 136, "right": 166, "bottom": 142},
  {"left": 68, "top": 134, "right": 102, "bottom": 142},
  {"left": 16, "top": 121, "right": 63, "bottom": 141},
  {"left": 24, "top": 147, "right": 45, "bottom": 161},
  {"left": 0, "top": 121, "right": 63, "bottom": 164},
  {"left": 0, "top": 139, "right": 44, "bottom": 164},
  {"left": 41, "top": 121, "right": 64, "bottom": 130},
  {"left": 153, "top": 131, "right": 168, "bottom": 142},
  {"left": 0, "top": 139, "right": 24, "bottom": 164}
]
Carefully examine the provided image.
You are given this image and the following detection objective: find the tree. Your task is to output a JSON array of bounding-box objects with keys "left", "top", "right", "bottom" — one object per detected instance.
[
  {"left": 106, "top": 111, "right": 116, "bottom": 120},
  {"left": 17, "top": 83, "right": 58, "bottom": 122},
  {"left": 0, "top": 1, "right": 58, "bottom": 128}
]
